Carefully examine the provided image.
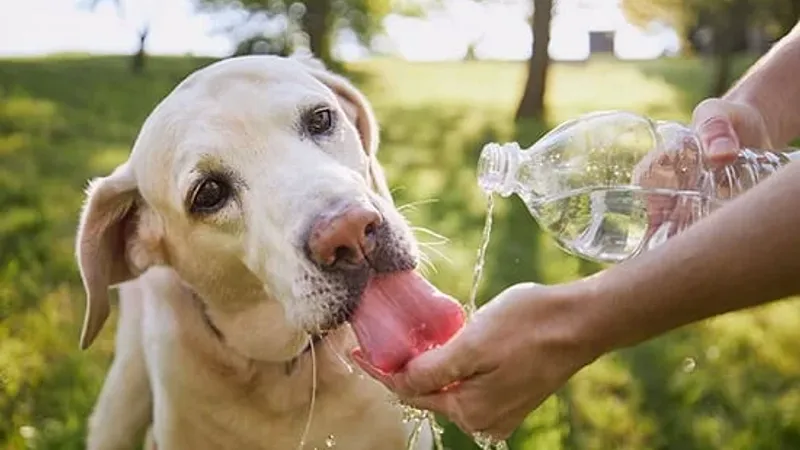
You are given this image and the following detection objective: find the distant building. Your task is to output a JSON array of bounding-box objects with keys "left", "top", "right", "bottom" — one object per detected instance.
[{"left": 589, "top": 31, "right": 615, "bottom": 54}]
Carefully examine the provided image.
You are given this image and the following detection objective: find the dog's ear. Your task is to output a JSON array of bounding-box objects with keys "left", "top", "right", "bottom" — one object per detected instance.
[
  {"left": 293, "top": 52, "right": 393, "bottom": 203},
  {"left": 75, "top": 161, "right": 160, "bottom": 349}
]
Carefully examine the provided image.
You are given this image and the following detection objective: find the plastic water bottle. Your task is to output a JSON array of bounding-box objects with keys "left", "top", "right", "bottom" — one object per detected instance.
[{"left": 477, "top": 110, "right": 800, "bottom": 264}]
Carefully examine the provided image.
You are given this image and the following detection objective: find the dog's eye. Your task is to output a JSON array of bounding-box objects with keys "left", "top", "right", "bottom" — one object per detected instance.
[
  {"left": 305, "top": 107, "right": 334, "bottom": 136},
  {"left": 190, "top": 178, "right": 230, "bottom": 214}
]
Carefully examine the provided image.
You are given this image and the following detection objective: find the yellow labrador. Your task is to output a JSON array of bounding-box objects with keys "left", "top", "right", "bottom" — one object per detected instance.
[{"left": 74, "top": 53, "right": 465, "bottom": 450}]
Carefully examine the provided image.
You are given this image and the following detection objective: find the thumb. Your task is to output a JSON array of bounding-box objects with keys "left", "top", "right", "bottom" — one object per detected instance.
[
  {"left": 391, "top": 333, "right": 480, "bottom": 397},
  {"left": 691, "top": 99, "right": 742, "bottom": 165}
]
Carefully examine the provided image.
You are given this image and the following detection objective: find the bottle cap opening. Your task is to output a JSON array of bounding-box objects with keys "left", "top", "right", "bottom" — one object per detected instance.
[{"left": 477, "top": 143, "right": 514, "bottom": 196}]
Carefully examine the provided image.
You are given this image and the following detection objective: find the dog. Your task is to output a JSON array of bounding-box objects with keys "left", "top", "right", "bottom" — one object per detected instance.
[{"left": 74, "top": 53, "right": 438, "bottom": 449}]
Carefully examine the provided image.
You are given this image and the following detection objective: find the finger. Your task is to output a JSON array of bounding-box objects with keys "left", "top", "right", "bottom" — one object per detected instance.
[
  {"left": 391, "top": 334, "right": 481, "bottom": 396},
  {"left": 691, "top": 99, "right": 741, "bottom": 164},
  {"left": 401, "top": 392, "right": 453, "bottom": 416}
]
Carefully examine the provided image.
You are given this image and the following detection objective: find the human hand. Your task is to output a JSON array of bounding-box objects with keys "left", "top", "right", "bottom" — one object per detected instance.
[
  {"left": 352, "top": 282, "right": 598, "bottom": 440},
  {"left": 632, "top": 98, "right": 773, "bottom": 245},
  {"left": 691, "top": 97, "right": 773, "bottom": 165}
]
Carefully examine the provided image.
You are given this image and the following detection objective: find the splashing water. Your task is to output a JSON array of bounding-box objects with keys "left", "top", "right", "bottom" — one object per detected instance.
[
  {"left": 399, "top": 401, "right": 445, "bottom": 450},
  {"left": 473, "top": 432, "right": 509, "bottom": 450},
  {"left": 325, "top": 434, "right": 336, "bottom": 448}
]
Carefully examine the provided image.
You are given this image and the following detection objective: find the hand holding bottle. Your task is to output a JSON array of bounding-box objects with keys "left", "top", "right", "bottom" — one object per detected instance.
[
  {"left": 691, "top": 97, "right": 775, "bottom": 164},
  {"left": 632, "top": 98, "right": 776, "bottom": 245}
]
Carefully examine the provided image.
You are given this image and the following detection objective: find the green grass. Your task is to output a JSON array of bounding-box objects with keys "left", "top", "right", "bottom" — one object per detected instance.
[{"left": 1, "top": 54, "right": 799, "bottom": 449}]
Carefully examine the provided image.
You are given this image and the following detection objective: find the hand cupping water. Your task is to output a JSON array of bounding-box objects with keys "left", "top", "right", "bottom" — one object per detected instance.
[{"left": 352, "top": 282, "right": 601, "bottom": 440}]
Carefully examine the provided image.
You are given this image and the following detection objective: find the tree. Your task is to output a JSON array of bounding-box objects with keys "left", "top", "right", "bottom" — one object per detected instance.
[
  {"left": 195, "top": 0, "right": 393, "bottom": 66},
  {"left": 515, "top": 0, "right": 554, "bottom": 122},
  {"left": 79, "top": 0, "right": 152, "bottom": 74},
  {"left": 620, "top": 0, "right": 800, "bottom": 95}
]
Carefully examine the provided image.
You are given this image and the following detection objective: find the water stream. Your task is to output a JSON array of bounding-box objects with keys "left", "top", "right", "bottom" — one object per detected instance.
[{"left": 402, "top": 194, "right": 507, "bottom": 450}]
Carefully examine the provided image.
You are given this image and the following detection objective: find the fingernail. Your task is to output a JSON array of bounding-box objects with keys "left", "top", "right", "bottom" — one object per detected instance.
[{"left": 708, "top": 137, "right": 737, "bottom": 156}]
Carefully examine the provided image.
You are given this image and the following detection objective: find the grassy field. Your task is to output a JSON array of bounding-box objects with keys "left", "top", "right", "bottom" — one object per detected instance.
[{"left": 1, "top": 54, "right": 799, "bottom": 449}]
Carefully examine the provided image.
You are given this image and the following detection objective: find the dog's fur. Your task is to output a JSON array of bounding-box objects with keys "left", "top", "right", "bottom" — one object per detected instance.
[{"left": 76, "top": 53, "right": 433, "bottom": 449}]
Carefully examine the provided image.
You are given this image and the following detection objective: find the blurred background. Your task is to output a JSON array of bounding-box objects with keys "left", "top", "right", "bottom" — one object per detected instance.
[{"left": 1, "top": 0, "right": 799, "bottom": 449}]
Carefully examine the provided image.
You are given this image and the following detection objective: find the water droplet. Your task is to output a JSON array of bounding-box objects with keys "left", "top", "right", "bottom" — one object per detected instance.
[
  {"left": 325, "top": 435, "right": 336, "bottom": 448},
  {"left": 472, "top": 432, "right": 508, "bottom": 450},
  {"left": 682, "top": 357, "right": 696, "bottom": 373}
]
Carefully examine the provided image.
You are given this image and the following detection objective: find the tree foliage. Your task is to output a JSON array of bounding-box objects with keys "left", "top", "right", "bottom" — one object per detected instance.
[
  {"left": 621, "top": 0, "right": 799, "bottom": 48},
  {"left": 195, "top": 0, "right": 395, "bottom": 63},
  {"left": 622, "top": 0, "right": 798, "bottom": 95}
]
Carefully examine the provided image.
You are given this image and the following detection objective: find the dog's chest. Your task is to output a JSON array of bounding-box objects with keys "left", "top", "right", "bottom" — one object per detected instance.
[
  {"left": 142, "top": 335, "right": 420, "bottom": 449},
  {"left": 136, "top": 278, "right": 429, "bottom": 449},
  {"left": 149, "top": 368, "right": 416, "bottom": 450}
]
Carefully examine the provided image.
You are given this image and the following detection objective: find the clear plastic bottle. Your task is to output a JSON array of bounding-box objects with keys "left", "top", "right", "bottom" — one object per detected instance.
[{"left": 477, "top": 110, "right": 800, "bottom": 264}]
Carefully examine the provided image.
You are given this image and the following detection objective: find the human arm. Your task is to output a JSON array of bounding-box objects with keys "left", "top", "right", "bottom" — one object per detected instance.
[
  {"left": 575, "top": 156, "right": 800, "bottom": 354},
  {"left": 353, "top": 23, "right": 800, "bottom": 439},
  {"left": 694, "top": 21, "right": 800, "bottom": 159},
  {"left": 360, "top": 155, "right": 800, "bottom": 439}
]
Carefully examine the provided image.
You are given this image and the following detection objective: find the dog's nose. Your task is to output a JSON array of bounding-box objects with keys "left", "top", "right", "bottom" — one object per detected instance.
[{"left": 307, "top": 203, "right": 383, "bottom": 269}]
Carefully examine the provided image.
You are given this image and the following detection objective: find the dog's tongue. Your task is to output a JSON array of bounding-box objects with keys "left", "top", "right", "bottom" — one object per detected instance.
[{"left": 350, "top": 271, "right": 466, "bottom": 374}]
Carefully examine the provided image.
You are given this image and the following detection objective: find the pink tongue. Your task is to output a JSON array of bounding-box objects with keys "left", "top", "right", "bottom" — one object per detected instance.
[{"left": 350, "top": 271, "right": 466, "bottom": 374}]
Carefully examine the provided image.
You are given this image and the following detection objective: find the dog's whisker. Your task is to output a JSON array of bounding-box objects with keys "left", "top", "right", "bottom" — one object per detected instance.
[
  {"left": 397, "top": 198, "right": 439, "bottom": 213},
  {"left": 417, "top": 261, "right": 436, "bottom": 277},
  {"left": 418, "top": 243, "right": 451, "bottom": 265},
  {"left": 410, "top": 226, "right": 449, "bottom": 242},
  {"left": 390, "top": 185, "right": 407, "bottom": 196},
  {"left": 416, "top": 251, "right": 439, "bottom": 276},
  {"left": 416, "top": 238, "right": 449, "bottom": 248},
  {"left": 296, "top": 335, "right": 318, "bottom": 450}
]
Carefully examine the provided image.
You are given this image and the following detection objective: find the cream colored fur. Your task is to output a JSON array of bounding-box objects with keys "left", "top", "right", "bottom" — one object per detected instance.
[{"left": 76, "top": 53, "right": 432, "bottom": 450}]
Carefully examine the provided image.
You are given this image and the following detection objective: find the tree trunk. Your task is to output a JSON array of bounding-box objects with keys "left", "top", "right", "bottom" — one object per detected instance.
[
  {"left": 711, "top": 38, "right": 732, "bottom": 97},
  {"left": 515, "top": 0, "right": 553, "bottom": 122},
  {"left": 131, "top": 25, "right": 149, "bottom": 74},
  {"left": 301, "top": 0, "right": 334, "bottom": 65},
  {"left": 710, "top": 0, "right": 748, "bottom": 96}
]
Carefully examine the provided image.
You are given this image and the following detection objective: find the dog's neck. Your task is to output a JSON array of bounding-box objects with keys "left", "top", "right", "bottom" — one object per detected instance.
[
  {"left": 190, "top": 292, "right": 225, "bottom": 341},
  {"left": 187, "top": 288, "right": 320, "bottom": 376}
]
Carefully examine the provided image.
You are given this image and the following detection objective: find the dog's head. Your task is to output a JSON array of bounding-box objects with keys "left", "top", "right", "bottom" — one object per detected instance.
[{"left": 75, "top": 54, "right": 420, "bottom": 362}]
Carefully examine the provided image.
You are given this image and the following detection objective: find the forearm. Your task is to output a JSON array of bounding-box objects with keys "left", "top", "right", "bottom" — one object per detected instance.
[
  {"left": 574, "top": 158, "right": 800, "bottom": 355},
  {"left": 725, "top": 21, "right": 800, "bottom": 147}
]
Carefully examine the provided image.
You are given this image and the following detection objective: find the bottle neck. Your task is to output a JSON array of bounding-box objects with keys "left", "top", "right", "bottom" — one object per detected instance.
[
  {"left": 711, "top": 147, "right": 800, "bottom": 200},
  {"left": 477, "top": 142, "right": 523, "bottom": 197},
  {"left": 783, "top": 148, "right": 800, "bottom": 162}
]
